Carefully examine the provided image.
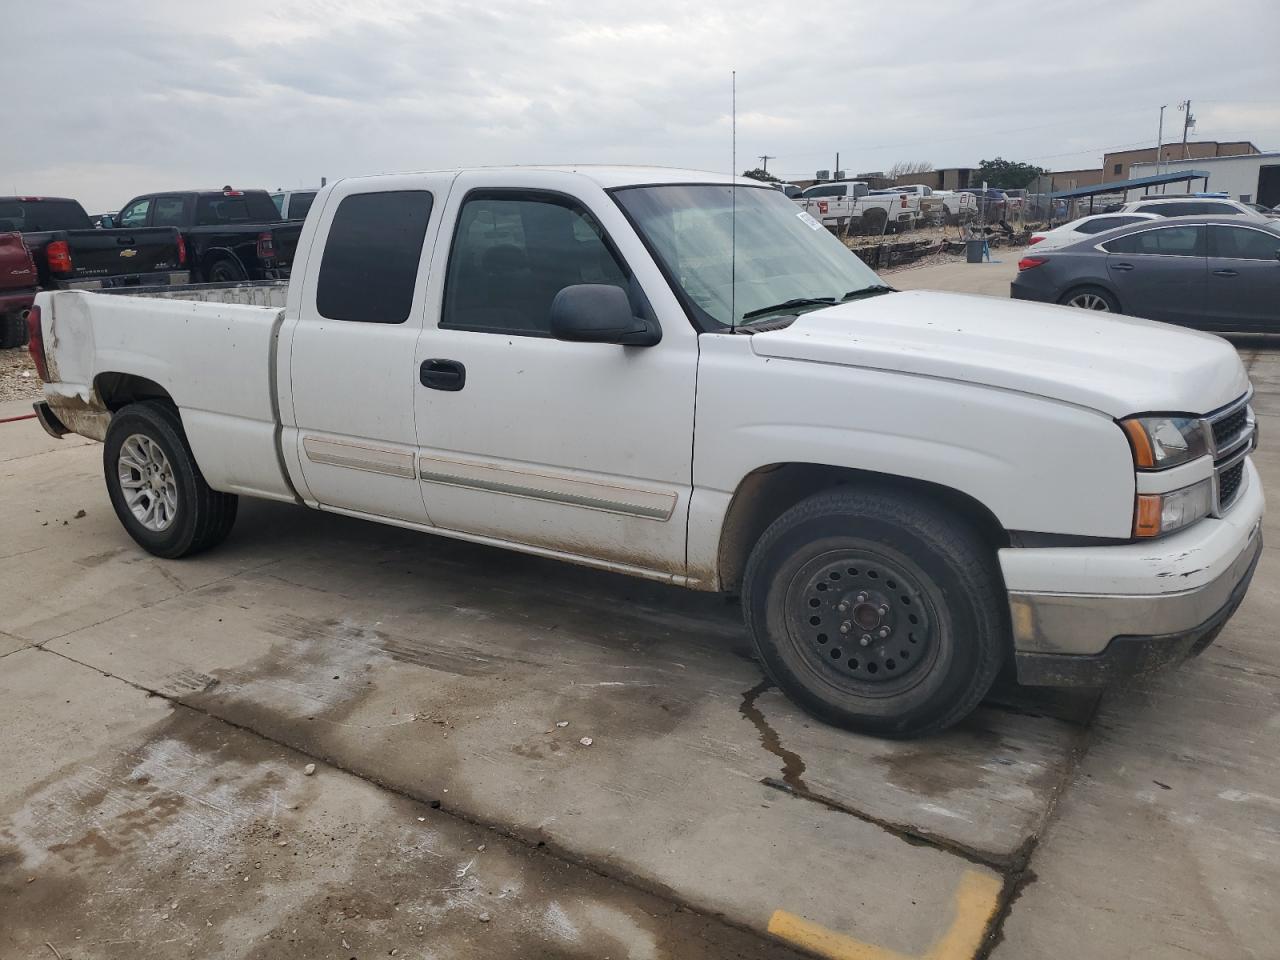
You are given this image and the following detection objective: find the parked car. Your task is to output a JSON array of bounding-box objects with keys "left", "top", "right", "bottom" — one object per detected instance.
[
  {"left": 798, "top": 181, "right": 916, "bottom": 234},
  {"left": 957, "top": 188, "right": 1009, "bottom": 222},
  {"left": 0, "top": 197, "right": 188, "bottom": 309},
  {"left": 1025, "top": 212, "right": 1161, "bottom": 251},
  {"left": 271, "top": 188, "right": 320, "bottom": 221},
  {"left": 1243, "top": 202, "right": 1280, "bottom": 218},
  {"left": 770, "top": 182, "right": 803, "bottom": 199},
  {"left": 0, "top": 232, "right": 39, "bottom": 347},
  {"left": 27, "top": 167, "right": 1262, "bottom": 739},
  {"left": 1011, "top": 216, "right": 1280, "bottom": 331},
  {"left": 110, "top": 188, "right": 303, "bottom": 283},
  {"left": 1119, "top": 196, "right": 1270, "bottom": 220}
]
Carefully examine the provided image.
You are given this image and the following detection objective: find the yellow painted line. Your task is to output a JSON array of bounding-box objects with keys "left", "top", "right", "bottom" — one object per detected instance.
[{"left": 768, "top": 870, "right": 1004, "bottom": 960}]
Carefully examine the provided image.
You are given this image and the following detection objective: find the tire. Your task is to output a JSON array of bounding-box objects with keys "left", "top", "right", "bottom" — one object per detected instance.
[
  {"left": 1058, "top": 285, "right": 1119, "bottom": 313},
  {"left": 861, "top": 209, "right": 888, "bottom": 236},
  {"left": 1, "top": 312, "right": 26, "bottom": 348},
  {"left": 205, "top": 258, "right": 247, "bottom": 284},
  {"left": 103, "top": 402, "right": 238, "bottom": 559},
  {"left": 742, "top": 487, "right": 1007, "bottom": 738}
]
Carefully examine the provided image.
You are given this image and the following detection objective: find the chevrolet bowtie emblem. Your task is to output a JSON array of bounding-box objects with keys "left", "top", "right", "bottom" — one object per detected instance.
[{"left": 119, "top": 249, "right": 138, "bottom": 258}]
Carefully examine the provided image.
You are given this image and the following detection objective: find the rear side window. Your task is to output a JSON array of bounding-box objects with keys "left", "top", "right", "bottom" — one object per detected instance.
[
  {"left": 195, "top": 192, "right": 282, "bottom": 224},
  {"left": 1135, "top": 201, "right": 1216, "bottom": 217},
  {"left": 1103, "top": 225, "right": 1204, "bottom": 257},
  {"left": 1077, "top": 215, "right": 1146, "bottom": 235},
  {"left": 290, "top": 192, "right": 317, "bottom": 219},
  {"left": 316, "top": 190, "right": 433, "bottom": 324},
  {"left": 1211, "top": 225, "right": 1280, "bottom": 261},
  {"left": 153, "top": 197, "right": 186, "bottom": 227}
]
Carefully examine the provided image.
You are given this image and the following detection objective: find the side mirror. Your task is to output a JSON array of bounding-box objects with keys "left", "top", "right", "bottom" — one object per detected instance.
[
  {"left": 99, "top": 215, "right": 114, "bottom": 229},
  {"left": 549, "top": 284, "right": 660, "bottom": 347}
]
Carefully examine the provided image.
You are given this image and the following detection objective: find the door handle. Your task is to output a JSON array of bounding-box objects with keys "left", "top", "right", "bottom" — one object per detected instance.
[
  {"left": 420, "top": 358, "right": 466, "bottom": 391},
  {"left": 1212, "top": 269, "right": 1239, "bottom": 278},
  {"left": 115, "top": 236, "right": 136, "bottom": 245},
  {"left": 1111, "top": 262, "right": 1134, "bottom": 271}
]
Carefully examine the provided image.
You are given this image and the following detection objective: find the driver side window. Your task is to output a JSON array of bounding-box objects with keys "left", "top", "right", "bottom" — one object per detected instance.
[
  {"left": 441, "top": 192, "right": 631, "bottom": 337},
  {"left": 119, "top": 199, "right": 151, "bottom": 228}
]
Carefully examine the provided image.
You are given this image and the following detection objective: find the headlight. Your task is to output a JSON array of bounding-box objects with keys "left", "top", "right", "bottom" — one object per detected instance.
[
  {"left": 1120, "top": 416, "right": 1209, "bottom": 470},
  {"left": 1134, "top": 478, "right": 1213, "bottom": 538}
]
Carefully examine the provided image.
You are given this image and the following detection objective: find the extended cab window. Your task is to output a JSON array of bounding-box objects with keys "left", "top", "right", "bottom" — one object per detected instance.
[
  {"left": 153, "top": 197, "right": 186, "bottom": 227},
  {"left": 290, "top": 192, "right": 317, "bottom": 219},
  {"left": 195, "top": 193, "right": 281, "bottom": 224},
  {"left": 1103, "top": 225, "right": 1204, "bottom": 257},
  {"left": 316, "top": 190, "right": 434, "bottom": 324},
  {"left": 442, "top": 192, "right": 629, "bottom": 337},
  {"left": 119, "top": 199, "right": 151, "bottom": 228}
]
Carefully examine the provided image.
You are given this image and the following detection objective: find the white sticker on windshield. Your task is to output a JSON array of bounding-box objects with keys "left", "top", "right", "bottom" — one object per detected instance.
[{"left": 797, "top": 211, "right": 823, "bottom": 230}]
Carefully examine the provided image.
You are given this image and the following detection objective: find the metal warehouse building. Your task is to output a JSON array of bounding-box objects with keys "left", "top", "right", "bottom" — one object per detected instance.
[{"left": 1128, "top": 151, "right": 1280, "bottom": 207}]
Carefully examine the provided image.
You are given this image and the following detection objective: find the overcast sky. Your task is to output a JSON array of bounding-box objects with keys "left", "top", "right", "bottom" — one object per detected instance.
[{"left": 7, "top": 0, "right": 1279, "bottom": 211}]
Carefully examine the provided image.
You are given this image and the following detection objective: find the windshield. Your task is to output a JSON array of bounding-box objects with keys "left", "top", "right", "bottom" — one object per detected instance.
[{"left": 613, "top": 184, "right": 884, "bottom": 329}]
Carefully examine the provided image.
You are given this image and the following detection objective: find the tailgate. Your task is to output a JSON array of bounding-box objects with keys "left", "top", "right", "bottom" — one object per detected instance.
[
  {"left": 64, "top": 227, "right": 184, "bottom": 280},
  {"left": 269, "top": 223, "right": 302, "bottom": 270},
  {"left": 0, "top": 231, "right": 37, "bottom": 291}
]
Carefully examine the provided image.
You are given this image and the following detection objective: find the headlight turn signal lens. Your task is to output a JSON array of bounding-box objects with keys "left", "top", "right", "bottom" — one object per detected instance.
[
  {"left": 1134, "top": 478, "right": 1214, "bottom": 538},
  {"left": 1120, "top": 416, "right": 1209, "bottom": 470}
]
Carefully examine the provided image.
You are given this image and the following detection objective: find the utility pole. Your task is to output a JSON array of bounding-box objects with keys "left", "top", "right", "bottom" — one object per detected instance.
[
  {"left": 1156, "top": 104, "right": 1167, "bottom": 179},
  {"left": 757, "top": 155, "right": 775, "bottom": 175},
  {"left": 835, "top": 153, "right": 840, "bottom": 179},
  {"left": 1179, "top": 100, "right": 1194, "bottom": 159}
]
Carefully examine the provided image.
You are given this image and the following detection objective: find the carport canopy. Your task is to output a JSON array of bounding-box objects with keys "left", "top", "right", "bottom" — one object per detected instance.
[{"left": 1050, "top": 170, "right": 1212, "bottom": 200}]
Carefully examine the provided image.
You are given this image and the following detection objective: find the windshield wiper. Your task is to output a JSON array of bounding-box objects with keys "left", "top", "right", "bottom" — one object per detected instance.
[
  {"left": 741, "top": 297, "right": 837, "bottom": 321},
  {"left": 840, "top": 285, "right": 896, "bottom": 301}
]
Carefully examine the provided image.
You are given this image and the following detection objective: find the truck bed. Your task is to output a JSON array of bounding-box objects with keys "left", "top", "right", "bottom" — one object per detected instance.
[{"left": 36, "top": 288, "right": 294, "bottom": 502}]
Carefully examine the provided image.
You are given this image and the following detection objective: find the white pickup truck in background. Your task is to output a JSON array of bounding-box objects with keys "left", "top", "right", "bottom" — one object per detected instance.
[
  {"left": 796, "top": 181, "right": 918, "bottom": 234},
  {"left": 27, "top": 166, "right": 1263, "bottom": 738}
]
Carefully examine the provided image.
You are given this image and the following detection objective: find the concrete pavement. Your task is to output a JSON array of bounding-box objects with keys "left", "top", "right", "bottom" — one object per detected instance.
[{"left": 2, "top": 320, "right": 1278, "bottom": 959}]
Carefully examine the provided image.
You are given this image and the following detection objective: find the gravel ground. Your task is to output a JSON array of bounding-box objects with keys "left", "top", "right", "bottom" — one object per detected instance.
[{"left": 0, "top": 348, "right": 41, "bottom": 403}]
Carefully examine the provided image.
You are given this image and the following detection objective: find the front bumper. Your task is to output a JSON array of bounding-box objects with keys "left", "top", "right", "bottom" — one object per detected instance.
[{"left": 1001, "top": 459, "right": 1265, "bottom": 687}]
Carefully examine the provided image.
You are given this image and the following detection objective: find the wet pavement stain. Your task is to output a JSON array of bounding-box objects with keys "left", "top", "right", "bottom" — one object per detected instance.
[{"left": 739, "top": 679, "right": 808, "bottom": 792}]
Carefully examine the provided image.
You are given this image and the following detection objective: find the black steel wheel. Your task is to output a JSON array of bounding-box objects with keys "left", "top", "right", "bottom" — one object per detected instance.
[
  {"left": 785, "top": 547, "right": 938, "bottom": 693},
  {"left": 206, "top": 258, "right": 247, "bottom": 284},
  {"left": 742, "top": 486, "right": 1007, "bottom": 738}
]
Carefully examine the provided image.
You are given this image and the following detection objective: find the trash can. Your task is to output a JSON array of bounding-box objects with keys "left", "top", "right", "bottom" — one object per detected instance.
[{"left": 965, "top": 238, "right": 987, "bottom": 264}]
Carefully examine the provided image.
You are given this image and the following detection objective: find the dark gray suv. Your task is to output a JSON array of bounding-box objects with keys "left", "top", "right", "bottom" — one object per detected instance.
[{"left": 1011, "top": 216, "right": 1280, "bottom": 332}]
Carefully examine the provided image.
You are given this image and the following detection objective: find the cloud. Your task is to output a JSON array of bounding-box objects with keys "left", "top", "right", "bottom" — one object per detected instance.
[{"left": 6, "top": 0, "right": 1279, "bottom": 210}]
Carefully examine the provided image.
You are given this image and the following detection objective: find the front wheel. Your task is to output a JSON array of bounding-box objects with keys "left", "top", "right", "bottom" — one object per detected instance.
[
  {"left": 104, "top": 402, "right": 238, "bottom": 558},
  {"left": 742, "top": 487, "right": 1007, "bottom": 738}
]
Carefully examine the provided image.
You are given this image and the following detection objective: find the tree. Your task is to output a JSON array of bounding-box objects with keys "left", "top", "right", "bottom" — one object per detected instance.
[
  {"left": 975, "top": 157, "right": 1049, "bottom": 190},
  {"left": 741, "top": 168, "right": 779, "bottom": 183},
  {"left": 888, "top": 160, "right": 934, "bottom": 178}
]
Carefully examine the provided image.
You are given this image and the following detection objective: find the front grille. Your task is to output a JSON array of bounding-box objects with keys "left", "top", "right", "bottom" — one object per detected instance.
[
  {"left": 1212, "top": 405, "right": 1249, "bottom": 452},
  {"left": 1218, "top": 461, "right": 1245, "bottom": 509},
  {"left": 1206, "top": 394, "right": 1254, "bottom": 514}
]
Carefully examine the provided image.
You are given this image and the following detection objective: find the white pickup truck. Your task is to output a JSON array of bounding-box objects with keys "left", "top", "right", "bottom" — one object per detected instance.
[
  {"left": 797, "top": 181, "right": 917, "bottom": 234},
  {"left": 27, "top": 166, "right": 1263, "bottom": 738}
]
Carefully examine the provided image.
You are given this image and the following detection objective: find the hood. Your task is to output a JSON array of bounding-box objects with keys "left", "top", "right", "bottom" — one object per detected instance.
[{"left": 751, "top": 290, "right": 1249, "bottom": 417}]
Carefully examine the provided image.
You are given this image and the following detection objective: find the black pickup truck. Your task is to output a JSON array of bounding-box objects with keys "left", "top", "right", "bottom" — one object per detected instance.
[
  {"left": 0, "top": 196, "right": 189, "bottom": 292},
  {"left": 110, "top": 188, "right": 302, "bottom": 283}
]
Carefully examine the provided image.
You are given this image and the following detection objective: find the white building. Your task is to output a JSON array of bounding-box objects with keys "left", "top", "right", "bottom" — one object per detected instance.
[{"left": 1128, "top": 151, "right": 1280, "bottom": 207}]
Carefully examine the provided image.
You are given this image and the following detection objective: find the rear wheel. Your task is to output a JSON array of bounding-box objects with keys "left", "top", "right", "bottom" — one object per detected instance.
[
  {"left": 862, "top": 209, "right": 888, "bottom": 236},
  {"left": 104, "top": 402, "right": 238, "bottom": 558},
  {"left": 1059, "top": 285, "right": 1119, "bottom": 313},
  {"left": 0, "top": 311, "right": 27, "bottom": 349},
  {"left": 205, "top": 258, "right": 247, "bottom": 284},
  {"left": 742, "top": 487, "right": 1006, "bottom": 738}
]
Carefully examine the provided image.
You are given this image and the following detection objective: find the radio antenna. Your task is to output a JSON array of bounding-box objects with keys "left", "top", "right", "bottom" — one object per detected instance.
[{"left": 731, "top": 69, "right": 737, "bottom": 330}]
